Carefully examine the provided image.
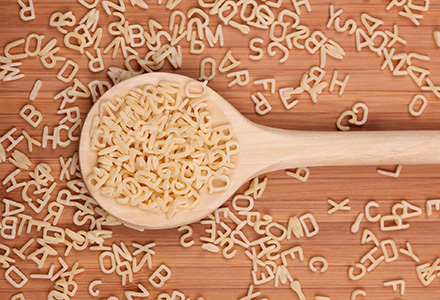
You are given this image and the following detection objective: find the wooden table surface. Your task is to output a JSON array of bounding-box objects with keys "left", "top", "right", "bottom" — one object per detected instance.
[{"left": 0, "top": 1, "right": 439, "bottom": 299}]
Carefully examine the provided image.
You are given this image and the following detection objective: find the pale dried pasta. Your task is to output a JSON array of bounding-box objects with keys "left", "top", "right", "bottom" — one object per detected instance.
[
  {"left": 416, "top": 261, "right": 437, "bottom": 286},
  {"left": 1, "top": 216, "right": 18, "bottom": 239},
  {"left": 325, "top": 39, "right": 345, "bottom": 61},
  {"left": 205, "top": 24, "right": 224, "bottom": 47},
  {"left": 199, "top": 219, "right": 216, "bottom": 243},
  {"left": 2, "top": 198, "right": 25, "bottom": 216},
  {"left": 380, "top": 239, "right": 398, "bottom": 262},
  {"left": 383, "top": 279, "right": 405, "bottom": 295},
  {"left": 49, "top": 12, "right": 76, "bottom": 35},
  {"left": 407, "top": 52, "right": 430, "bottom": 65},
  {"left": 18, "top": 0, "right": 35, "bottom": 21},
  {"left": 265, "top": 221, "right": 287, "bottom": 241},
  {"left": 269, "top": 20, "right": 288, "bottom": 43},
  {"left": 336, "top": 103, "right": 368, "bottom": 131},
  {"left": 351, "top": 212, "right": 364, "bottom": 233},
  {"left": 434, "top": 31, "right": 440, "bottom": 47},
  {"left": 299, "top": 213, "right": 319, "bottom": 237},
  {"left": 377, "top": 165, "right": 402, "bottom": 177},
  {"left": 8, "top": 150, "right": 32, "bottom": 170},
  {"left": 2, "top": 61, "right": 25, "bottom": 82},
  {"left": 290, "top": 280, "right": 306, "bottom": 300},
  {"left": 355, "top": 28, "right": 373, "bottom": 52},
  {"left": 232, "top": 195, "right": 254, "bottom": 212},
  {"left": 30, "top": 264, "right": 55, "bottom": 279},
  {"left": 0, "top": 143, "right": 5, "bottom": 163},
  {"left": 292, "top": 0, "right": 311, "bottom": 15},
  {"left": 408, "top": 95, "right": 427, "bottom": 117},
  {"left": 407, "top": 65, "right": 429, "bottom": 87},
  {"left": 59, "top": 156, "right": 72, "bottom": 181},
  {"left": 230, "top": 229, "right": 250, "bottom": 248},
  {"left": 3, "top": 168, "right": 26, "bottom": 193},
  {"left": 309, "top": 256, "right": 328, "bottom": 273},
  {"left": 19, "top": 104, "right": 42, "bottom": 128},
  {"left": 220, "top": 238, "right": 236, "bottom": 259},
  {"left": 10, "top": 293, "right": 25, "bottom": 300},
  {"left": 287, "top": 216, "right": 304, "bottom": 239},
  {"left": 251, "top": 92, "right": 272, "bottom": 115},
  {"left": 89, "top": 280, "right": 102, "bottom": 297},
  {"left": 399, "top": 5, "right": 423, "bottom": 26},
  {"left": 327, "top": 198, "right": 350, "bottom": 214},
  {"left": 78, "top": 0, "right": 99, "bottom": 9},
  {"left": 166, "top": 0, "right": 182, "bottom": 10},
  {"left": 386, "top": 0, "right": 406, "bottom": 10},
  {"left": 279, "top": 87, "right": 299, "bottom": 110},
  {"left": 305, "top": 31, "right": 327, "bottom": 54},
  {"left": 5, "top": 265, "right": 28, "bottom": 288},
  {"left": 348, "top": 263, "right": 367, "bottom": 281},
  {"left": 408, "top": 0, "right": 430, "bottom": 12},
  {"left": 124, "top": 283, "right": 149, "bottom": 300},
  {"left": 218, "top": 1, "right": 238, "bottom": 25},
  {"left": 12, "top": 238, "right": 34, "bottom": 259},
  {"left": 391, "top": 53, "right": 408, "bottom": 76},
  {"left": 426, "top": 199, "right": 440, "bottom": 216},
  {"left": 88, "top": 80, "right": 238, "bottom": 218},
  {"left": 421, "top": 78, "right": 440, "bottom": 99},
  {"left": 29, "top": 79, "right": 42, "bottom": 101},
  {"left": 252, "top": 265, "right": 274, "bottom": 285},
  {"left": 64, "top": 25, "right": 94, "bottom": 54},
  {"left": 199, "top": 57, "right": 216, "bottom": 81},
  {"left": 116, "top": 261, "right": 133, "bottom": 286},
  {"left": 189, "top": 31, "right": 205, "bottom": 54},
  {"left": 249, "top": 38, "right": 264, "bottom": 60},
  {"left": 226, "top": 70, "right": 250, "bottom": 87},
  {"left": 4, "top": 39, "right": 27, "bottom": 60},
  {"left": 326, "top": 5, "right": 342, "bottom": 29},
  {"left": 399, "top": 242, "right": 420, "bottom": 262},
  {"left": 329, "top": 71, "right": 349, "bottom": 96},
  {"left": 351, "top": 289, "right": 366, "bottom": 300},
  {"left": 286, "top": 167, "right": 309, "bottom": 182},
  {"left": 130, "top": 0, "right": 148, "bottom": 9},
  {"left": 245, "top": 177, "right": 267, "bottom": 199},
  {"left": 148, "top": 264, "right": 171, "bottom": 288},
  {"left": 218, "top": 50, "right": 240, "bottom": 72},
  {"left": 102, "top": 0, "right": 126, "bottom": 15},
  {"left": 57, "top": 60, "right": 79, "bottom": 83},
  {"left": 177, "top": 225, "right": 194, "bottom": 247},
  {"left": 380, "top": 214, "right": 409, "bottom": 231},
  {"left": 22, "top": 129, "right": 41, "bottom": 153},
  {"left": 268, "top": 41, "right": 289, "bottom": 63},
  {"left": 0, "top": 243, "right": 15, "bottom": 268},
  {"left": 99, "top": 251, "right": 116, "bottom": 274},
  {"left": 360, "top": 13, "right": 383, "bottom": 35},
  {"left": 231, "top": 18, "right": 252, "bottom": 33},
  {"left": 201, "top": 243, "right": 220, "bottom": 253},
  {"left": 334, "top": 14, "right": 357, "bottom": 34},
  {"left": 384, "top": 25, "right": 406, "bottom": 48},
  {"left": 392, "top": 200, "right": 422, "bottom": 219},
  {"left": 42, "top": 125, "right": 72, "bottom": 149},
  {"left": 254, "top": 78, "right": 276, "bottom": 94},
  {"left": 86, "top": 49, "right": 105, "bottom": 73}
]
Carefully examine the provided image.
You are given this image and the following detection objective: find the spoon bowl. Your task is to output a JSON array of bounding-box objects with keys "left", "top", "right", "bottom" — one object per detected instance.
[{"left": 79, "top": 72, "right": 440, "bottom": 229}]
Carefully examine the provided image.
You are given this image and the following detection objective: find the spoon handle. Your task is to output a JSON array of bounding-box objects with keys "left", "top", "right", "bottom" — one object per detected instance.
[{"left": 243, "top": 126, "right": 440, "bottom": 173}]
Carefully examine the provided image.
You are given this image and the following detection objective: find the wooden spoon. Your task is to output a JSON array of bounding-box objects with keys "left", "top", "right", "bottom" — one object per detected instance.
[{"left": 79, "top": 72, "right": 440, "bottom": 229}]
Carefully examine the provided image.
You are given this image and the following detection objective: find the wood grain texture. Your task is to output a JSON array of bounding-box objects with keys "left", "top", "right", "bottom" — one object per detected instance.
[{"left": 0, "top": 1, "right": 440, "bottom": 300}]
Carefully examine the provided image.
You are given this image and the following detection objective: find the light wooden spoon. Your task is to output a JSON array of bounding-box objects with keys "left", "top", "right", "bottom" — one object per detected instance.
[{"left": 79, "top": 72, "right": 440, "bottom": 229}]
